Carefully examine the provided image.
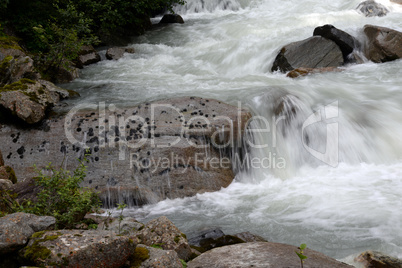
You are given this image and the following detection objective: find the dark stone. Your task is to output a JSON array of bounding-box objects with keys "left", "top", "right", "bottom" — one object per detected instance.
[
  {"left": 188, "top": 228, "right": 225, "bottom": 248},
  {"left": 363, "top": 25, "right": 402, "bottom": 63},
  {"left": 159, "top": 14, "right": 185, "bottom": 24},
  {"left": 271, "top": 36, "right": 344, "bottom": 73},
  {"left": 313, "top": 24, "right": 361, "bottom": 63},
  {"left": 356, "top": 0, "right": 389, "bottom": 17},
  {"left": 233, "top": 232, "right": 267, "bottom": 243}
]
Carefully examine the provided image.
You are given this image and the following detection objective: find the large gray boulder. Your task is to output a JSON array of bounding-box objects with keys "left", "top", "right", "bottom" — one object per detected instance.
[
  {"left": 313, "top": 24, "right": 361, "bottom": 63},
  {"left": 0, "top": 97, "right": 251, "bottom": 204},
  {"left": 271, "top": 36, "right": 344, "bottom": 73},
  {"left": 355, "top": 250, "right": 402, "bottom": 267},
  {"left": 0, "top": 212, "right": 55, "bottom": 254},
  {"left": 391, "top": 0, "right": 402, "bottom": 4},
  {"left": 188, "top": 242, "right": 353, "bottom": 268},
  {"left": 363, "top": 25, "right": 402, "bottom": 63},
  {"left": 19, "top": 229, "right": 135, "bottom": 267},
  {"left": 356, "top": 0, "right": 389, "bottom": 17}
]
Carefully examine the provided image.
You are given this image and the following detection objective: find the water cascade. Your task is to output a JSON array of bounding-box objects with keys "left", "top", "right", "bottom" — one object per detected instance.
[{"left": 61, "top": 0, "right": 402, "bottom": 263}]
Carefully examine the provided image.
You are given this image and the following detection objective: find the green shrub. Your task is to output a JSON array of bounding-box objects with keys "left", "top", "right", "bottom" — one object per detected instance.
[{"left": 17, "top": 160, "right": 100, "bottom": 228}]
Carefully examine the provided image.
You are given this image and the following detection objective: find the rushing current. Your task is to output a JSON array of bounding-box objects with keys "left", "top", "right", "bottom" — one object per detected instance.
[{"left": 61, "top": 0, "right": 402, "bottom": 264}]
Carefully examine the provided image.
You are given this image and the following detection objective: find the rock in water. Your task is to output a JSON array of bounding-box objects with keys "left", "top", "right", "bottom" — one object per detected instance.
[
  {"left": 356, "top": 0, "right": 389, "bottom": 17},
  {"left": 271, "top": 36, "right": 344, "bottom": 73},
  {"left": 355, "top": 250, "right": 402, "bottom": 267},
  {"left": 313, "top": 24, "right": 361, "bottom": 63},
  {"left": 363, "top": 25, "right": 402, "bottom": 63},
  {"left": 159, "top": 14, "right": 185, "bottom": 24},
  {"left": 187, "top": 242, "right": 354, "bottom": 268},
  {"left": 75, "top": 45, "right": 101, "bottom": 68},
  {"left": 0, "top": 97, "right": 251, "bottom": 204},
  {"left": 106, "top": 47, "right": 135, "bottom": 60},
  {"left": 391, "top": 0, "right": 402, "bottom": 4}
]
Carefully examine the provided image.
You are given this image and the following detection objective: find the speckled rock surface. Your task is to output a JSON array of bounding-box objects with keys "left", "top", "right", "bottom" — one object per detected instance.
[
  {"left": 97, "top": 216, "right": 144, "bottom": 235},
  {"left": 137, "top": 216, "right": 192, "bottom": 260},
  {"left": 0, "top": 212, "right": 55, "bottom": 254},
  {"left": 0, "top": 96, "right": 251, "bottom": 204},
  {"left": 137, "top": 244, "right": 182, "bottom": 268},
  {"left": 188, "top": 242, "right": 353, "bottom": 268},
  {"left": 20, "top": 229, "right": 136, "bottom": 267}
]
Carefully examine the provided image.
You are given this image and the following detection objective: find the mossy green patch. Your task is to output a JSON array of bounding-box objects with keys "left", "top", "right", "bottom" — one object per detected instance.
[
  {"left": 174, "top": 235, "right": 180, "bottom": 243},
  {"left": 24, "top": 233, "right": 61, "bottom": 262},
  {"left": 31, "top": 231, "right": 46, "bottom": 238},
  {"left": 181, "top": 233, "right": 187, "bottom": 239},
  {"left": 0, "top": 35, "right": 22, "bottom": 50},
  {"left": 130, "top": 247, "right": 150, "bottom": 268},
  {"left": 0, "top": 56, "right": 13, "bottom": 83},
  {"left": 0, "top": 78, "right": 36, "bottom": 93},
  {"left": 5, "top": 166, "right": 17, "bottom": 183}
]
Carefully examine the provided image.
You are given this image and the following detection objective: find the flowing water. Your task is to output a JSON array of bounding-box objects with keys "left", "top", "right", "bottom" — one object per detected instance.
[{"left": 61, "top": 0, "right": 402, "bottom": 264}]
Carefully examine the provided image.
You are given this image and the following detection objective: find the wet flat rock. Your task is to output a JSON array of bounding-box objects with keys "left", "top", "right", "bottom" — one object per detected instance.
[
  {"left": 188, "top": 242, "right": 353, "bottom": 268},
  {"left": 0, "top": 96, "right": 251, "bottom": 204}
]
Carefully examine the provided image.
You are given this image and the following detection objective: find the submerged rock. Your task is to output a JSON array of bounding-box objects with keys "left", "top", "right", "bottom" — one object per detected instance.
[
  {"left": 355, "top": 250, "right": 402, "bottom": 267},
  {"left": 0, "top": 212, "right": 55, "bottom": 254},
  {"left": 286, "top": 67, "right": 342, "bottom": 78},
  {"left": 363, "top": 25, "right": 402, "bottom": 63},
  {"left": 20, "top": 229, "right": 135, "bottom": 267},
  {"left": 313, "top": 24, "right": 361, "bottom": 63},
  {"left": 159, "top": 14, "right": 185, "bottom": 24},
  {"left": 356, "top": 0, "right": 389, "bottom": 17},
  {"left": 188, "top": 242, "right": 353, "bottom": 268},
  {"left": 271, "top": 36, "right": 344, "bottom": 73}
]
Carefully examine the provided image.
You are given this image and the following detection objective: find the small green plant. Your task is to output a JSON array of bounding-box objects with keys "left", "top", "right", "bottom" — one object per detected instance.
[
  {"left": 117, "top": 202, "right": 127, "bottom": 235},
  {"left": 180, "top": 259, "right": 187, "bottom": 268},
  {"left": 151, "top": 243, "right": 164, "bottom": 249},
  {"left": 295, "top": 243, "right": 307, "bottom": 268},
  {"left": 15, "top": 160, "right": 100, "bottom": 228}
]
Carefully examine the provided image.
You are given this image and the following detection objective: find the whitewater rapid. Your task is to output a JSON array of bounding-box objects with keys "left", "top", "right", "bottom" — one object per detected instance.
[{"left": 61, "top": 0, "right": 402, "bottom": 263}]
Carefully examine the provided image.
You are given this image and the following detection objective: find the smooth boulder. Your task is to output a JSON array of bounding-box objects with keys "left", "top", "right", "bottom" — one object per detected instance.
[
  {"left": 271, "top": 36, "right": 344, "bottom": 73},
  {"left": 188, "top": 242, "right": 353, "bottom": 268},
  {"left": 313, "top": 24, "right": 361, "bottom": 63},
  {"left": 363, "top": 25, "right": 402, "bottom": 63},
  {"left": 0, "top": 212, "right": 55, "bottom": 254},
  {"left": 20, "top": 230, "right": 136, "bottom": 267},
  {"left": 356, "top": 0, "right": 389, "bottom": 17}
]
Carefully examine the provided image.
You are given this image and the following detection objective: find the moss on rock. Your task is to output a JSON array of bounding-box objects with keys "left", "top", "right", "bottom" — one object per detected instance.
[
  {"left": 4, "top": 166, "right": 17, "bottom": 184},
  {"left": 23, "top": 234, "right": 61, "bottom": 263},
  {"left": 130, "top": 247, "right": 150, "bottom": 268}
]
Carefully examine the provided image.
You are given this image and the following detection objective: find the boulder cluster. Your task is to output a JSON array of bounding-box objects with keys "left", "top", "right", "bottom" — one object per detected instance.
[{"left": 272, "top": 24, "right": 402, "bottom": 78}]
